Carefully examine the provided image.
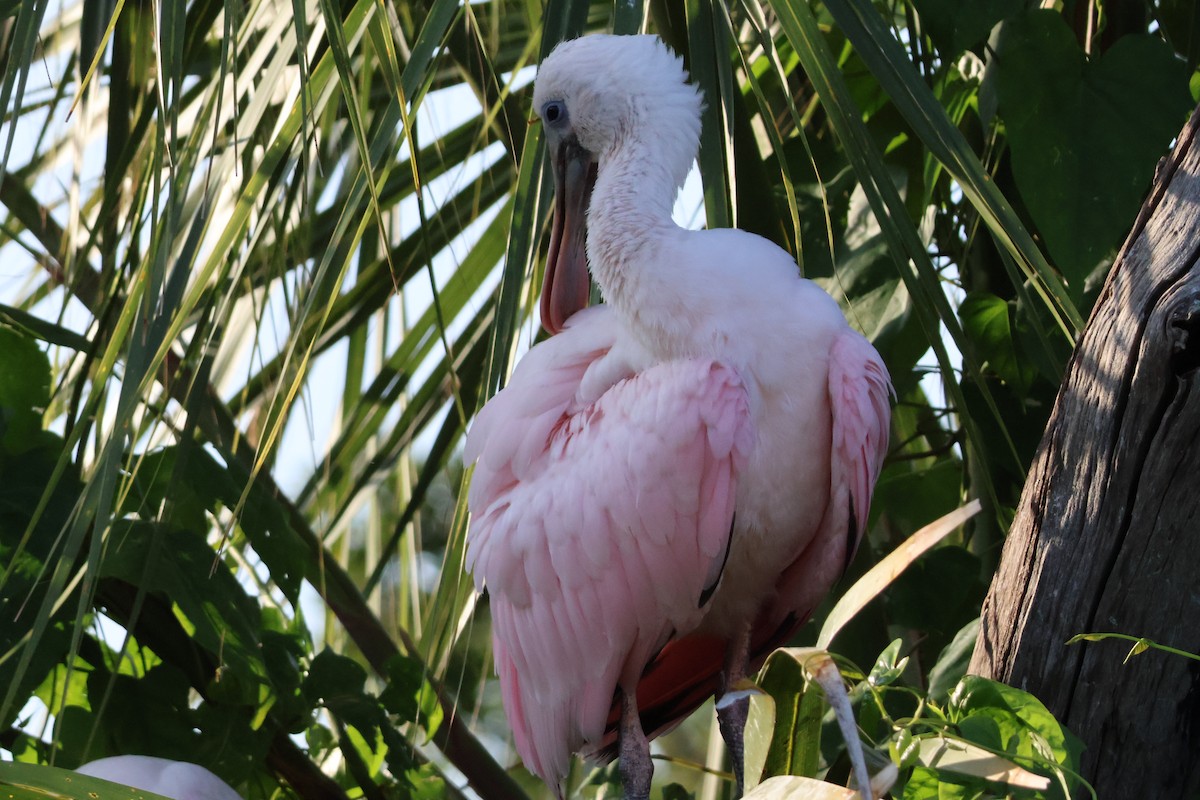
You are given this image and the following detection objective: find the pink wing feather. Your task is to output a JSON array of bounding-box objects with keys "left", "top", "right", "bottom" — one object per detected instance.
[
  {"left": 827, "top": 329, "right": 892, "bottom": 555},
  {"left": 589, "top": 326, "right": 893, "bottom": 758},
  {"left": 465, "top": 308, "right": 754, "bottom": 791},
  {"left": 754, "top": 327, "right": 892, "bottom": 650}
]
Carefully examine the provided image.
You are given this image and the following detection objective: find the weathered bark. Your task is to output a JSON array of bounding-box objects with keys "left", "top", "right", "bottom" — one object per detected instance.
[{"left": 970, "top": 105, "right": 1200, "bottom": 798}]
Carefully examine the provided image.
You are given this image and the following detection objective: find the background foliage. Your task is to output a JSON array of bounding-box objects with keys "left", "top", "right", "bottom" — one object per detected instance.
[{"left": 0, "top": 0, "right": 1195, "bottom": 797}]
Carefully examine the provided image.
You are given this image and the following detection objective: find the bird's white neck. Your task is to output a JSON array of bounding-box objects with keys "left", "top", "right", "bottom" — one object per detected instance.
[{"left": 586, "top": 133, "right": 694, "bottom": 346}]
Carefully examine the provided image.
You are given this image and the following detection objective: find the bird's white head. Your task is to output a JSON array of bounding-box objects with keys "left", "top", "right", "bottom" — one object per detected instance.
[
  {"left": 532, "top": 35, "right": 703, "bottom": 334},
  {"left": 533, "top": 35, "right": 701, "bottom": 166}
]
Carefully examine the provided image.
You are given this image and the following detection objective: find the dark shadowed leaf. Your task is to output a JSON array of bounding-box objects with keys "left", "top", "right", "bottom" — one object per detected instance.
[
  {"left": 992, "top": 11, "right": 1194, "bottom": 297},
  {"left": 99, "top": 521, "right": 266, "bottom": 686},
  {"left": 927, "top": 619, "right": 980, "bottom": 704},
  {"left": 0, "top": 326, "right": 51, "bottom": 455},
  {"left": 959, "top": 292, "right": 1034, "bottom": 396},
  {"left": 913, "top": 0, "right": 1020, "bottom": 58},
  {"left": 380, "top": 653, "right": 444, "bottom": 737}
]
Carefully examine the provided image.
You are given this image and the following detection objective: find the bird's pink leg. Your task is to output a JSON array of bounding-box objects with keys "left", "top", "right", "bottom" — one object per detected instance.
[
  {"left": 619, "top": 688, "right": 652, "bottom": 800},
  {"left": 715, "top": 622, "right": 753, "bottom": 796}
]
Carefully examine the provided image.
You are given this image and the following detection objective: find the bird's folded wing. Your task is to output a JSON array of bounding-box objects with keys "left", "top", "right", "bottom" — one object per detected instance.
[
  {"left": 464, "top": 308, "right": 615, "bottom": 505},
  {"left": 827, "top": 330, "right": 892, "bottom": 548},
  {"left": 465, "top": 322, "right": 753, "bottom": 787}
]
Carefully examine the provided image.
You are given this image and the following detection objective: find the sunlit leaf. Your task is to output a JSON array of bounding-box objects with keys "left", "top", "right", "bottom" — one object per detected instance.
[
  {"left": 743, "top": 775, "right": 857, "bottom": 799},
  {"left": 867, "top": 639, "right": 907, "bottom": 687},
  {"left": 819, "top": 501, "right": 982, "bottom": 648},
  {"left": 0, "top": 761, "right": 174, "bottom": 800},
  {"left": 916, "top": 736, "right": 1050, "bottom": 790}
]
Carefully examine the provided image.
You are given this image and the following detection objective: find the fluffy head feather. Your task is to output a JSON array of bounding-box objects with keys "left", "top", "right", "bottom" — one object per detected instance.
[{"left": 533, "top": 34, "right": 703, "bottom": 191}]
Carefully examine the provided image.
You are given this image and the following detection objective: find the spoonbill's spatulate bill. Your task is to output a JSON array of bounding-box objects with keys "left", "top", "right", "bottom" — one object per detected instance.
[
  {"left": 76, "top": 756, "right": 242, "bottom": 800},
  {"left": 465, "top": 34, "right": 891, "bottom": 799}
]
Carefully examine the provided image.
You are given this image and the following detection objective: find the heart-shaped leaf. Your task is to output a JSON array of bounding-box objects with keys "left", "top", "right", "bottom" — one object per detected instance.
[{"left": 991, "top": 11, "right": 1193, "bottom": 299}]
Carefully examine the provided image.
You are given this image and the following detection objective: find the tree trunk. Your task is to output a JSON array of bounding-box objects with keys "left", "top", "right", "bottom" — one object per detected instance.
[{"left": 970, "top": 105, "right": 1200, "bottom": 798}]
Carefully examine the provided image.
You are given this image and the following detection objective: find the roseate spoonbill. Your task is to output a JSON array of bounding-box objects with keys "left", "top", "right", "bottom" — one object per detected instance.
[
  {"left": 76, "top": 756, "right": 242, "bottom": 800},
  {"left": 465, "top": 34, "right": 891, "bottom": 799}
]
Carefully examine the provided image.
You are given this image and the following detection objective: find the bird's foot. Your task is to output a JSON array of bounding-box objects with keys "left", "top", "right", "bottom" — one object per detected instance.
[
  {"left": 619, "top": 689, "right": 652, "bottom": 800},
  {"left": 715, "top": 691, "right": 749, "bottom": 796},
  {"left": 716, "top": 622, "right": 754, "bottom": 797}
]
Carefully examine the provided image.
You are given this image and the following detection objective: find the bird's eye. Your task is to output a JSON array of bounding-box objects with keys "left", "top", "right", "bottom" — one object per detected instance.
[{"left": 542, "top": 100, "right": 568, "bottom": 126}]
